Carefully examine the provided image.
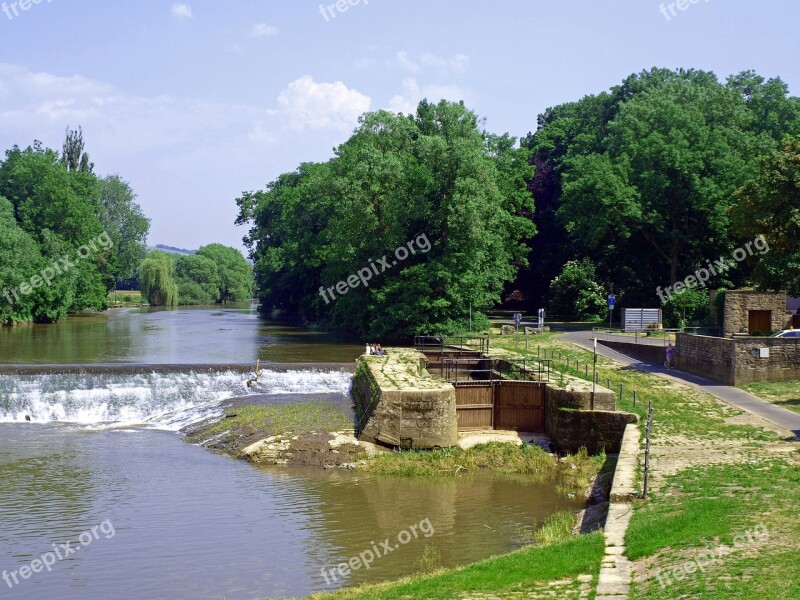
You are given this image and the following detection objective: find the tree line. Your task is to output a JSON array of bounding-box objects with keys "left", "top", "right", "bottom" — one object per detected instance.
[
  {"left": 0, "top": 130, "right": 254, "bottom": 326},
  {"left": 0, "top": 130, "right": 150, "bottom": 325},
  {"left": 138, "top": 245, "right": 253, "bottom": 307},
  {"left": 237, "top": 68, "right": 800, "bottom": 333}
]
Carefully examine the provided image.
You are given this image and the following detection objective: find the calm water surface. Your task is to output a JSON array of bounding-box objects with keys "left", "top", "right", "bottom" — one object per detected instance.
[{"left": 0, "top": 304, "right": 363, "bottom": 364}]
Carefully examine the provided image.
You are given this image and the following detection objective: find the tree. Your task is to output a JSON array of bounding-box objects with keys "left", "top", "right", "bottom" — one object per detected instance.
[
  {"left": 0, "top": 197, "right": 43, "bottom": 325},
  {"left": 547, "top": 259, "right": 607, "bottom": 321},
  {"left": 138, "top": 250, "right": 178, "bottom": 307},
  {"left": 519, "top": 68, "right": 799, "bottom": 307},
  {"left": 733, "top": 136, "right": 800, "bottom": 296},
  {"left": 61, "top": 126, "right": 94, "bottom": 173},
  {"left": 237, "top": 101, "right": 535, "bottom": 336},
  {"left": 97, "top": 175, "right": 150, "bottom": 282},
  {"left": 662, "top": 288, "right": 711, "bottom": 329},
  {"left": 174, "top": 254, "right": 221, "bottom": 305},
  {"left": 195, "top": 244, "right": 253, "bottom": 303}
]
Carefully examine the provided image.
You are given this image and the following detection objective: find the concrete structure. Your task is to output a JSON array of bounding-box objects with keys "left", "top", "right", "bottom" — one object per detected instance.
[
  {"left": 723, "top": 290, "right": 792, "bottom": 336},
  {"left": 353, "top": 348, "right": 637, "bottom": 454},
  {"left": 352, "top": 349, "right": 458, "bottom": 449}
]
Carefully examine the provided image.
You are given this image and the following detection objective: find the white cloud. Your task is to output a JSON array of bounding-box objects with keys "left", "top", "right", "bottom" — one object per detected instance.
[
  {"left": 388, "top": 78, "right": 470, "bottom": 115},
  {"left": 420, "top": 52, "right": 469, "bottom": 74},
  {"left": 171, "top": 3, "right": 193, "bottom": 20},
  {"left": 251, "top": 23, "right": 278, "bottom": 37},
  {"left": 277, "top": 76, "right": 371, "bottom": 131},
  {"left": 396, "top": 51, "right": 419, "bottom": 73},
  {"left": 395, "top": 51, "right": 469, "bottom": 76}
]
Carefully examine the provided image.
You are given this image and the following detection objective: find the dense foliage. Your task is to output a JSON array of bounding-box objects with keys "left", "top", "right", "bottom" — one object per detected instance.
[
  {"left": 139, "top": 245, "right": 252, "bottom": 306},
  {"left": 0, "top": 135, "right": 150, "bottom": 326},
  {"left": 237, "top": 100, "right": 536, "bottom": 336},
  {"left": 734, "top": 135, "right": 800, "bottom": 296},
  {"left": 518, "top": 68, "right": 800, "bottom": 310},
  {"left": 546, "top": 260, "right": 607, "bottom": 321}
]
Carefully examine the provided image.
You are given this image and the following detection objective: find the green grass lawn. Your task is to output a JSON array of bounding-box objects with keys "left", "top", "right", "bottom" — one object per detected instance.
[
  {"left": 107, "top": 289, "right": 147, "bottom": 306},
  {"left": 740, "top": 381, "right": 800, "bottom": 415}
]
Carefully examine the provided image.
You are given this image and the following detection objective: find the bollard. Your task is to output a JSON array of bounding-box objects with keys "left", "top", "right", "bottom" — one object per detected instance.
[
  {"left": 585, "top": 364, "right": 589, "bottom": 378},
  {"left": 634, "top": 390, "right": 637, "bottom": 407},
  {"left": 619, "top": 384, "right": 624, "bottom": 403}
]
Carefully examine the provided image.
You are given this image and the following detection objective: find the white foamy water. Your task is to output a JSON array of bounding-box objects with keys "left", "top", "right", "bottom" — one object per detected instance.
[{"left": 0, "top": 369, "right": 353, "bottom": 430}]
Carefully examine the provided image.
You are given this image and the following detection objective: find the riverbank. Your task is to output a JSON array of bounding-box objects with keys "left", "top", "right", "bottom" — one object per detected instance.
[{"left": 300, "top": 331, "right": 800, "bottom": 599}]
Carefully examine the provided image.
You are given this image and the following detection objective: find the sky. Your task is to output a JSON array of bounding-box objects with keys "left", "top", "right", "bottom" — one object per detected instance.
[{"left": 1, "top": 0, "right": 799, "bottom": 254}]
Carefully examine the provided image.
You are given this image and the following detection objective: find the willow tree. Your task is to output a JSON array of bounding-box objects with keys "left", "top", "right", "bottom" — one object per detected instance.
[{"left": 138, "top": 250, "right": 178, "bottom": 307}]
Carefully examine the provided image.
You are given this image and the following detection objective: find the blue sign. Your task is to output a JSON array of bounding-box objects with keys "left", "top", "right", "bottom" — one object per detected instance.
[
  {"left": 608, "top": 295, "right": 616, "bottom": 308},
  {"left": 514, "top": 313, "right": 522, "bottom": 328}
]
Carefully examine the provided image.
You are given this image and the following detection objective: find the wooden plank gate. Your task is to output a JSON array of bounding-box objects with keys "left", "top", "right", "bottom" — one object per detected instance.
[{"left": 454, "top": 381, "right": 545, "bottom": 432}]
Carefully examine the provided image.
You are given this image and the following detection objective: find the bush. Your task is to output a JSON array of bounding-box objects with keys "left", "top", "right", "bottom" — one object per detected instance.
[
  {"left": 663, "top": 288, "right": 711, "bottom": 329},
  {"left": 547, "top": 259, "right": 607, "bottom": 321}
]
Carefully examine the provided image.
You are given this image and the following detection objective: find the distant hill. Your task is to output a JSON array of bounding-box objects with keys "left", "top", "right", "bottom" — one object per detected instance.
[{"left": 147, "top": 244, "right": 197, "bottom": 256}]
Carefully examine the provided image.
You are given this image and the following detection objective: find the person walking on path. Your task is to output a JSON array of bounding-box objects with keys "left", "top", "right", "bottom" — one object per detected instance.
[{"left": 665, "top": 343, "right": 675, "bottom": 370}]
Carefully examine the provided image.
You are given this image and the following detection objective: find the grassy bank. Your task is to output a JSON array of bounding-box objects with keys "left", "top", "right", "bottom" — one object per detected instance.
[
  {"left": 358, "top": 442, "right": 605, "bottom": 497},
  {"left": 740, "top": 381, "right": 800, "bottom": 415},
  {"left": 309, "top": 531, "right": 605, "bottom": 600},
  {"left": 489, "top": 331, "right": 800, "bottom": 599},
  {"left": 184, "top": 401, "right": 354, "bottom": 453},
  {"left": 107, "top": 290, "right": 146, "bottom": 307}
]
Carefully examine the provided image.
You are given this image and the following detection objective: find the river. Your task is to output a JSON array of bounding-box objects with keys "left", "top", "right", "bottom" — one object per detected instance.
[{"left": 0, "top": 306, "right": 584, "bottom": 599}]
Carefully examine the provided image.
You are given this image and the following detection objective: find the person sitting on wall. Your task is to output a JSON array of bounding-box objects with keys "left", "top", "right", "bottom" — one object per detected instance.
[{"left": 376, "top": 345, "right": 386, "bottom": 356}]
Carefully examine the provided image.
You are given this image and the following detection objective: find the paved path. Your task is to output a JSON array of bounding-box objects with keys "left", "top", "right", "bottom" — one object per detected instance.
[{"left": 560, "top": 331, "right": 800, "bottom": 438}]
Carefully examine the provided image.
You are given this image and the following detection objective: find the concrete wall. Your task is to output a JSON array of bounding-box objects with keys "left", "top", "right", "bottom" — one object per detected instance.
[
  {"left": 353, "top": 354, "right": 458, "bottom": 449},
  {"left": 723, "top": 291, "right": 791, "bottom": 336}
]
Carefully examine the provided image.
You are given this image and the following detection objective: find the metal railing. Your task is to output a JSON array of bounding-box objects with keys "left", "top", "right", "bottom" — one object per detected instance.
[
  {"left": 442, "top": 357, "right": 495, "bottom": 383},
  {"left": 497, "top": 358, "right": 552, "bottom": 382},
  {"left": 414, "top": 335, "right": 489, "bottom": 356}
]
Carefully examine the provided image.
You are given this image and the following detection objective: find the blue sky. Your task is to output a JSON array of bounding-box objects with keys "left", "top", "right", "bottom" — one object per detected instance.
[{"left": 1, "top": 0, "right": 798, "bottom": 252}]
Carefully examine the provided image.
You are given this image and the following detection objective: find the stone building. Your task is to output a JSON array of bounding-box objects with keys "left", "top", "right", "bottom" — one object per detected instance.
[{"left": 722, "top": 290, "right": 793, "bottom": 337}]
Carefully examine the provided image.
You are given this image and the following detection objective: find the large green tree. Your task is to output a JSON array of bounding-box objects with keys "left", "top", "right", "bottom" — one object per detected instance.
[
  {"left": 520, "top": 68, "right": 798, "bottom": 307},
  {"left": 97, "top": 175, "right": 150, "bottom": 282},
  {"left": 195, "top": 244, "right": 253, "bottom": 303},
  {"left": 734, "top": 136, "right": 800, "bottom": 296},
  {"left": 174, "top": 254, "right": 222, "bottom": 305},
  {"left": 237, "top": 100, "right": 535, "bottom": 336}
]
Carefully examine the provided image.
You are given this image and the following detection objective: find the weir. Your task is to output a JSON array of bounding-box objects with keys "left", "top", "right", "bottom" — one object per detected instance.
[{"left": 0, "top": 366, "right": 354, "bottom": 428}]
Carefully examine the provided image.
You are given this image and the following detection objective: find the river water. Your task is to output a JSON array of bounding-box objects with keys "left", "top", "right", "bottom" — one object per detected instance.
[{"left": 0, "top": 306, "right": 584, "bottom": 599}]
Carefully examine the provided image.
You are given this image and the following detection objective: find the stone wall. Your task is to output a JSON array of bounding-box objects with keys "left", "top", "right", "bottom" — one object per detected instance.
[
  {"left": 674, "top": 333, "right": 800, "bottom": 385},
  {"left": 731, "top": 337, "right": 800, "bottom": 384},
  {"left": 546, "top": 408, "right": 639, "bottom": 454},
  {"left": 723, "top": 290, "right": 791, "bottom": 336},
  {"left": 673, "top": 334, "right": 736, "bottom": 384},
  {"left": 353, "top": 350, "right": 458, "bottom": 449}
]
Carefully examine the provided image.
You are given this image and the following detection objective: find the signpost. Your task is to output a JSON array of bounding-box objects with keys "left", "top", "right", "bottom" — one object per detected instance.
[
  {"left": 591, "top": 337, "right": 597, "bottom": 410},
  {"left": 537, "top": 308, "right": 545, "bottom": 331},
  {"left": 513, "top": 312, "right": 522, "bottom": 331},
  {"left": 608, "top": 294, "right": 616, "bottom": 328}
]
